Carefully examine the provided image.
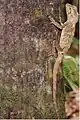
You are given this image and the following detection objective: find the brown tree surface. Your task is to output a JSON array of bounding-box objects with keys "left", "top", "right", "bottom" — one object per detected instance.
[{"left": 0, "top": 0, "right": 78, "bottom": 119}]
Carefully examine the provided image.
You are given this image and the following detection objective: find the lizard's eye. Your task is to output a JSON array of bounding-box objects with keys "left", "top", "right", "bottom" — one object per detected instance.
[{"left": 68, "top": 7, "right": 71, "bottom": 14}]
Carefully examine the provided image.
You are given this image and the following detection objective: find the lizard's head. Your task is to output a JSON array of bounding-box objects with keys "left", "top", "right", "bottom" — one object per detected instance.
[{"left": 66, "top": 3, "right": 78, "bottom": 23}]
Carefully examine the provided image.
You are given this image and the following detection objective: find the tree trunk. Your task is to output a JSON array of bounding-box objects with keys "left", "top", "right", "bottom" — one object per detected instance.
[{"left": 0, "top": 0, "right": 66, "bottom": 119}]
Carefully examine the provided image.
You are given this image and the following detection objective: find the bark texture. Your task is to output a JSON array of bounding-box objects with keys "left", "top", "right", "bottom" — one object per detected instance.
[{"left": 0, "top": 0, "right": 66, "bottom": 119}]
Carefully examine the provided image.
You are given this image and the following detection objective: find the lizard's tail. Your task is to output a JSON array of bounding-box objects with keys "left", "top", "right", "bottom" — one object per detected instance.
[{"left": 52, "top": 52, "right": 63, "bottom": 118}]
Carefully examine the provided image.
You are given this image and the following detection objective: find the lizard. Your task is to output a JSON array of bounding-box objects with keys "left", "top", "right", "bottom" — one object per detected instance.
[{"left": 48, "top": 3, "right": 78, "bottom": 118}]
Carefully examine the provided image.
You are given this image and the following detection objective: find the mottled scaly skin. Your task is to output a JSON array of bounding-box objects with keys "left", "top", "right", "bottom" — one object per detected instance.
[
  {"left": 60, "top": 23, "right": 75, "bottom": 52},
  {"left": 60, "top": 3, "right": 78, "bottom": 53},
  {"left": 49, "top": 3, "right": 78, "bottom": 118}
]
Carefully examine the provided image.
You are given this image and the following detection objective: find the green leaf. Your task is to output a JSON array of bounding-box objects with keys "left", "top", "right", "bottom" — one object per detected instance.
[
  {"left": 73, "top": 37, "right": 79, "bottom": 45},
  {"left": 63, "top": 55, "right": 79, "bottom": 91}
]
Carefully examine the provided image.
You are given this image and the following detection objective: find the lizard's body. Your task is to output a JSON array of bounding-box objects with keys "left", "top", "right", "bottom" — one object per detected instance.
[{"left": 49, "top": 3, "right": 78, "bottom": 118}]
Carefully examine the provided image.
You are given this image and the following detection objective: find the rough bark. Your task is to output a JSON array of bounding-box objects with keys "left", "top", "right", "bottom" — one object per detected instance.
[{"left": 0, "top": 0, "right": 66, "bottom": 119}]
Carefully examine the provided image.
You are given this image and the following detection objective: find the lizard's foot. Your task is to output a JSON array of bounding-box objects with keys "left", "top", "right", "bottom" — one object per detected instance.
[
  {"left": 48, "top": 16, "right": 63, "bottom": 29},
  {"left": 59, "top": 16, "right": 64, "bottom": 26}
]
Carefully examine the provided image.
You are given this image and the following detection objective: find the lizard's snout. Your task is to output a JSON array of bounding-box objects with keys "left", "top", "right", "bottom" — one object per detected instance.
[{"left": 66, "top": 3, "right": 71, "bottom": 8}]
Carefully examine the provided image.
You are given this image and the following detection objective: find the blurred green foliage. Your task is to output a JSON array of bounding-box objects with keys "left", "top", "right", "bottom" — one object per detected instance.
[{"left": 63, "top": 55, "right": 79, "bottom": 92}]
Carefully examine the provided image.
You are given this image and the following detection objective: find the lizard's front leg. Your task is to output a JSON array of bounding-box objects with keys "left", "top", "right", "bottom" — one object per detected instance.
[{"left": 48, "top": 16, "right": 63, "bottom": 30}]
